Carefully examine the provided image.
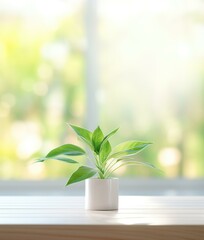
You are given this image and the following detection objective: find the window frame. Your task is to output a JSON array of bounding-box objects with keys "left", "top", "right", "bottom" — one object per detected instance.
[{"left": 1, "top": 178, "right": 204, "bottom": 195}]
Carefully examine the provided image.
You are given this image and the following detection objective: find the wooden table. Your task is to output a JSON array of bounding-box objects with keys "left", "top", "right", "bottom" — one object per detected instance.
[{"left": 0, "top": 196, "right": 204, "bottom": 240}]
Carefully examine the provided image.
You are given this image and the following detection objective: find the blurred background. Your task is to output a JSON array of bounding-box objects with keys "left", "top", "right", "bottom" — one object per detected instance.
[{"left": 0, "top": 0, "right": 204, "bottom": 192}]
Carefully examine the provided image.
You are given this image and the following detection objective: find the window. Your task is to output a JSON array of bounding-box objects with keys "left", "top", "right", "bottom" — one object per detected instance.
[
  {"left": 98, "top": 0, "right": 204, "bottom": 178},
  {"left": 0, "top": 0, "right": 204, "bottom": 188}
]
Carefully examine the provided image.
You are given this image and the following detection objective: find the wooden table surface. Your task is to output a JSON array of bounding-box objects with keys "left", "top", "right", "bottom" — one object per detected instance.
[{"left": 0, "top": 196, "right": 204, "bottom": 240}]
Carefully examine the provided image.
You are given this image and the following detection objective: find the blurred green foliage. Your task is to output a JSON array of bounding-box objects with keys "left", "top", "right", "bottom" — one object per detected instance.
[
  {"left": 0, "top": 0, "right": 204, "bottom": 180},
  {"left": 0, "top": 4, "right": 85, "bottom": 179}
]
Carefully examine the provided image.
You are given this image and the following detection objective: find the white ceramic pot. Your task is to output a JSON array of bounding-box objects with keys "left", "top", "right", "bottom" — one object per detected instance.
[{"left": 85, "top": 178, "right": 118, "bottom": 211}]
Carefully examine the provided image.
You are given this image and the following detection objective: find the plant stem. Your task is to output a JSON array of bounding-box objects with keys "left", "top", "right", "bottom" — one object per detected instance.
[
  {"left": 94, "top": 155, "right": 106, "bottom": 179},
  {"left": 103, "top": 158, "right": 117, "bottom": 177},
  {"left": 105, "top": 161, "right": 144, "bottom": 178},
  {"left": 98, "top": 170, "right": 104, "bottom": 179},
  {"left": 86, "top": 153, "right": 105, "bottom": 179}
]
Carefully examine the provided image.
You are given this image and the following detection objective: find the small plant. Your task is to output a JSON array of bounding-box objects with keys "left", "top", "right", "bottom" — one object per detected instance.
[{"left": 37, "top": 124, "right": 157, "bottom": 185}]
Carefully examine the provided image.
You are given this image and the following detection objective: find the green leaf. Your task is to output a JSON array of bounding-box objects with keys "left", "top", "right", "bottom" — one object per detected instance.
[
  {"left": 46, "top": 144, "right": 85, "bottom": 158},
  {"left": 109, "top": 141, "right": 152, "bottom": 159},
  {"left": 100, "top": 128, "right": 119, "bottom": 150},
  {"left": 116, "top": 158, "right": 158, "bottom": 169},
  {"left": 66, "top": 166, "right": 97, "bottom": 186},
  {"left": 92, "top": 126, "right": 104, "bottom": 154},
  {"left": 99, "top": 140, "right": 112, "bottom": 163},
  {"left": 134, "top": 161, "right": 158, "bottom": 170},
  {"left": 69, "top": 124, "right": 93, "bottom": 149},
  {"left": 106, "top": 159, "right": 160, "bottom": 177},
  {"left": 118, "top": 158, "right": 162, "bottom": 172},
  {"left": 97, "top": 128, "right": 119, "bottom": 163},
  {"left": 35, "top": 156, "right": 78, "bottom": 164}
]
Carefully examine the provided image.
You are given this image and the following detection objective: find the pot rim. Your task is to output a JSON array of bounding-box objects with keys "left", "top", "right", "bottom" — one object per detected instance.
[{"left": 85, "top": 177, "right": 118, "bottom": 181}]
